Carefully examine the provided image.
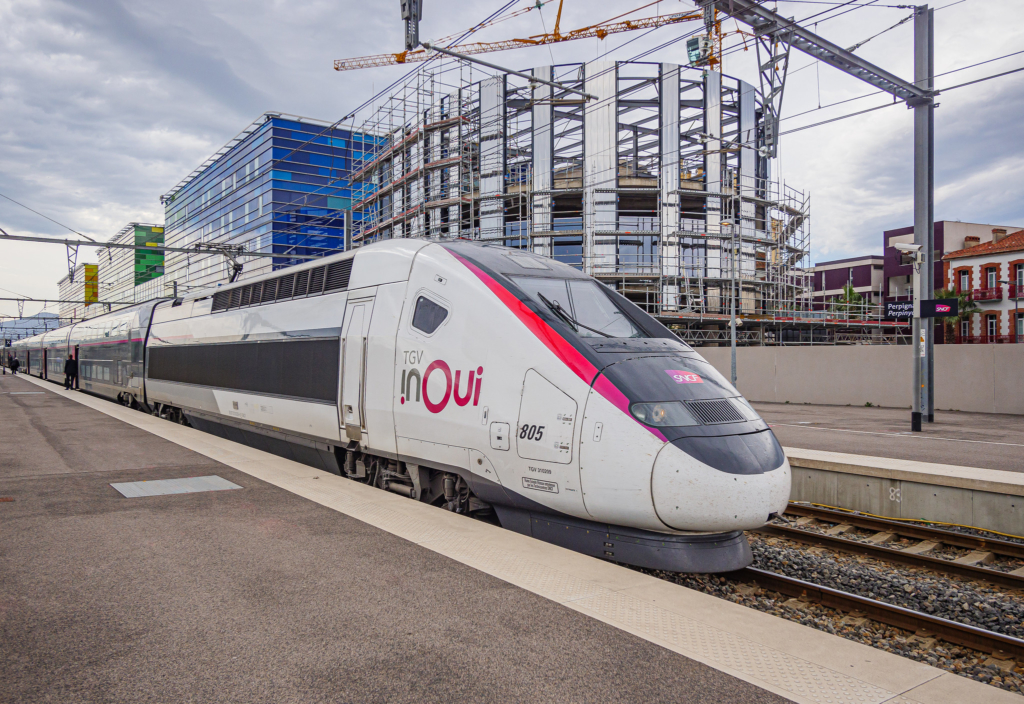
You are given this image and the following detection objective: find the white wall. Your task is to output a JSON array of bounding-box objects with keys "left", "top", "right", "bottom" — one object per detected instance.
[
  {"left": 942, "top": 221, "right": 1022, "bottom": 254},
  {"left": 699, "top": 344, "right": 1024, "bottom": 415}
]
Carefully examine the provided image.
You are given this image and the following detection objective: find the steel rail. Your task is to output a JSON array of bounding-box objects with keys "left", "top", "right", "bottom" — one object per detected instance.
[
  {"left": 785, "top": 504, "right": 1024, "bottom": 559},
  {"left": 730, "top": 567, "right": 1024, "bottom": 659},
  {"left": 757, "top": 525, "right": 1024, "bottom": 590}
]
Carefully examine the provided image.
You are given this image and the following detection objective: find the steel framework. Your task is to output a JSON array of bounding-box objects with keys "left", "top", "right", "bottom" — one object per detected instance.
[{"left": 349, "top": 60, "right": 815, "bottom": 326}]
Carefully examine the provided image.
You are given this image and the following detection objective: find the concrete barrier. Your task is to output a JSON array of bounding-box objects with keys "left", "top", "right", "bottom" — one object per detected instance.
[
  {"left": 786, "top": 447, "right": 1024, "bottom": 537},
  {"left": 699, "top": 344, "right": 1024, "bottom": 414}
]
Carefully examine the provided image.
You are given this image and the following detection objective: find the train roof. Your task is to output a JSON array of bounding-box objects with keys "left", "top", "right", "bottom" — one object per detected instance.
[{"left": 439, "top": 240, "right": 590, "bottom": 281}]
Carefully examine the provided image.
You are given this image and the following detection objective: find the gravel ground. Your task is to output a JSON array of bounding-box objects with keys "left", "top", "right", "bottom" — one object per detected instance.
[
  {"left": 642, "top": 533, "right": 1024, "bottom": 694},
  {"left": 749, "top": 535, "right": 1024, "bottom": 636}
]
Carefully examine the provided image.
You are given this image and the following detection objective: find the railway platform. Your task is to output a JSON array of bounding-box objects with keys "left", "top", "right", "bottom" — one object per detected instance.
[
  {"left": 757, "top": 402, "right": 1024, "bottom": 473},
  {"left": 2, "top": 373, "right": 1019, "bottom": 704},
  {"left": 754, "top": 402, "right": 1024, "bottom": 536}
]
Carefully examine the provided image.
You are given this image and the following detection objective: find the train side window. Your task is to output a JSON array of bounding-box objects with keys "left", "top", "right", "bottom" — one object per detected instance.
[{"left": 411, "top": 295, "right": 448, "bottom": 335}]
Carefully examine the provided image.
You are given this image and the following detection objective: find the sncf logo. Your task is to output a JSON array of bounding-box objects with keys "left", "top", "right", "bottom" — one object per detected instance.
[{"left": 401, "top": 360, "right": 484, "bottom": 414}]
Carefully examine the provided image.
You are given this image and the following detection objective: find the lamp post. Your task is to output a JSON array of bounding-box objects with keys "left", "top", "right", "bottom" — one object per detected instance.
[{"left": 1000, "top": 280, "right": 1020, "bottom": 343}]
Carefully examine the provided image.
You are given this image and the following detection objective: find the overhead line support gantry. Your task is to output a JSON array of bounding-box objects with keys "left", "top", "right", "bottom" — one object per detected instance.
[{"left": 710, "top": 0, "right": 937, "bottom": 430}]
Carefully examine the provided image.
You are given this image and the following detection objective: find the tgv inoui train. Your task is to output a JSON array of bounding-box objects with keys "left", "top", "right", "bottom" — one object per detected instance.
[{"left": 12, "top": 241, "right": 790, "bottom": 572}]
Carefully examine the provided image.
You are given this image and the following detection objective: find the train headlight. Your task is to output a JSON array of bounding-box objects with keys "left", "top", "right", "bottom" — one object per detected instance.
[
  {"left": 630, "top": 401, "right": 700, "bottom": 427},
  {"left": 729, "top": 397, "right": 761, "bottom": 421}
]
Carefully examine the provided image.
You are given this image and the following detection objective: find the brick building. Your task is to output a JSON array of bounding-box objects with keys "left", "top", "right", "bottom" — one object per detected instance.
[
  {"left": 883, "top": 221, "right": 1021, "bottom": 301},
  {"left": 942, "top": 228, "right": 1024, "bottom": 343}
]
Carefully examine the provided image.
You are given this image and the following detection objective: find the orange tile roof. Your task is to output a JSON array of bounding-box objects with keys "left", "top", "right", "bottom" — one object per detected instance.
[{"left": 943, "top": 230, "right": 1024, "bottom": 260}]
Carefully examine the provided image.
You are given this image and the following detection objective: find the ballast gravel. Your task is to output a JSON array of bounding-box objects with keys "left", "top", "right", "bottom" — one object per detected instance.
[
  {"left": 643, "top": 533, "right": 1024, "bottom": 694},
  {"left": 749, "top": 535, "right": 1024, "bottom": 638}
]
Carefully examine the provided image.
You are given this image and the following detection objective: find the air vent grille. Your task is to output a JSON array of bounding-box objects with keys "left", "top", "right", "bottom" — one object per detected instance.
[
  {"left": 261, "top": 279, "right": 278, "bottom": 303},
  {"left": 211, "top": 290, "right": 231, "bottom": 312},
  {"left": 294, "top": 270, "right": 309, "bottom": 297},
  {"left": 686, "top": 399, "right": 745, "bottom": 425},
  {"left": 308, "top": 266, "right": 325, "bottom": 294},
  {"left": 205, "top": 258, "right": 350, "bottom": 315},
  {"left": 277, "top": 273, "right": 295, "bottom": 300},
  {"left": 324, "top": 259, "right": 352, "bottom": 292}
]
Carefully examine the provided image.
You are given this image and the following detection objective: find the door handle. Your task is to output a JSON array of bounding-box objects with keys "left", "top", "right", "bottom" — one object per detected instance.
[{"left": 359, "top": 337, "right": 368, "bottom": 429}]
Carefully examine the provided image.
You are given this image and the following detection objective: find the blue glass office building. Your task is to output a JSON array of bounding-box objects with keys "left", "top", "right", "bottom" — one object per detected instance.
[{"left": 161, "top": 113, "right": 382, "bottom": 290}]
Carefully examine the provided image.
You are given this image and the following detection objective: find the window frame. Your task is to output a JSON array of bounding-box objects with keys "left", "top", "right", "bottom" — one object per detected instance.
[{"left": 408, "top": 289, "right": 451, "bottom": 338}]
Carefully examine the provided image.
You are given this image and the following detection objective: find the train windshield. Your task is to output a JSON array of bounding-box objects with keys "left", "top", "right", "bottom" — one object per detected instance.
[{"left": 513, "top": 277, "right": 646, "bottom": 338}]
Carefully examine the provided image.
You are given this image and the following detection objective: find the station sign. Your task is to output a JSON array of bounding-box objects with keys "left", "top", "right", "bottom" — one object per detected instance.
[
  {"left": 921, "top": 299, "right": 959, "bottom": 318},
  {"left": 884, "top": 299, "right": 958, "bottom": 319},
  {"left": 884, "top": 301, "right": 913, "bottom": 319}
]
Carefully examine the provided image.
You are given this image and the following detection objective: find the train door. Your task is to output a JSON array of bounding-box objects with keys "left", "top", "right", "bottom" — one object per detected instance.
[
  {"left": 74, "top": 345, "right": 80, "bottom": 389},
  {"left": 42, "top": 349, "right": 47, "bottom": 379},
  {"left": 340, "top": 294, "right": 375, "bottom": 441}
]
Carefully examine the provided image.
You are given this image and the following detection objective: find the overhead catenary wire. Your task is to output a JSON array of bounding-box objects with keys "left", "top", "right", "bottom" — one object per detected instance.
[
  {"left": 781, "top": 46, "right": 1024, "bottom": 124},
  {"left": 0, "top": 192, "right": 97, "bottom": 242},
  {"left": 780, "top": 63, "right": 1024, "bottom": 135}
]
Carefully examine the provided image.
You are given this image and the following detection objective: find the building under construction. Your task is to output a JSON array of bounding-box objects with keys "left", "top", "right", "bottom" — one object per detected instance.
[{"left": 348, "top": 60, "right": 839, "bottom": 344}]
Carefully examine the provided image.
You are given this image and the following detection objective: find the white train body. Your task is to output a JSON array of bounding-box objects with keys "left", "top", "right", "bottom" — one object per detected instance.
[{"left": 15, "top": 240, "right": 790, "bottom": 572}]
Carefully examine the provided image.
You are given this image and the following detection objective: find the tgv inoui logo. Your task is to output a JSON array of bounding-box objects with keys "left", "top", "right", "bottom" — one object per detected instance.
[{"left": 401, "top": 352, "right": 483, "bottom": 413}]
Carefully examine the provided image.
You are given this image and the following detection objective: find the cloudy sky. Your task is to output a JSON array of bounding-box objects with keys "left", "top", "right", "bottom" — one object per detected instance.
[{"left": 1, "top": 0, "right": 1022, "bottom": 321}]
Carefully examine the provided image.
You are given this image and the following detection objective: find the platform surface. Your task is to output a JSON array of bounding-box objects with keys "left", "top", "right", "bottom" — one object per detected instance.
[
  {"left": 756, "top": 402, "right": 1024, "bottom": 473},
  {"left": 3, "top": 373, "right": 1020, "bottom": 704}
]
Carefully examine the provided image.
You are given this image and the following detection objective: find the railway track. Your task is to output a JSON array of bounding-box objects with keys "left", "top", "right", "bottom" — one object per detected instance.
[
  {"left": 757, "top": 506, "right": 1024, "bottom": 590},
  {"left": 784, "top": 504, "right": 1024, "bottom": 559},
  {"left": 728, "top": 503, "right": 1024, "bottom": 660},
  {"left": 729, "top": 567, "right": 1024, "bottom": 660}
]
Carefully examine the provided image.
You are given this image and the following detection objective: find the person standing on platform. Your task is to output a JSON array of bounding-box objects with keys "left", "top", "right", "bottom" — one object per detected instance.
[
  {"left": 10, "top": 356, "right": 19, "bottom": 375},
  {"left": 64, "top": 353, "right": 78, "bottom": 390}
]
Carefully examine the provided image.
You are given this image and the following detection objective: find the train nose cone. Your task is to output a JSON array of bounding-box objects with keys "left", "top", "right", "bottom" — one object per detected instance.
[{"left": 651, "top": 432, "right": 791, "bottom": 532}]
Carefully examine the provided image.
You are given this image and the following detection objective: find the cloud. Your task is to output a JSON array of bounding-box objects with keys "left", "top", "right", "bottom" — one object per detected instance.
[{"left": 1, "top": 0, "right": 1022, "bottom": 318}]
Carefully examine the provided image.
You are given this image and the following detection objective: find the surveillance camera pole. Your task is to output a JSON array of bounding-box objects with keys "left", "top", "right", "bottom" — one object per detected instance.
[{"left": 908, "top": 247, "right": 925, "bottom": 431}]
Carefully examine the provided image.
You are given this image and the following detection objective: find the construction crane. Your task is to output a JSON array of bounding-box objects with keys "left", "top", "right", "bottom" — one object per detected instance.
[{"left": 334, "top": 1, "right": 711, "bottom": 72}]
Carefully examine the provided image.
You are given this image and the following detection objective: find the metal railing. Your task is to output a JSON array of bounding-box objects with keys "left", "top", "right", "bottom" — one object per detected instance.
[
  {"left": 834, "top": 332, "right": 911, "bottom": 345},
  {"left": 972, "top": 286, "right": 1003, "bottom": 301},
  {"left": 956, "top": 334, "right": 1022, "bottom": 344}
]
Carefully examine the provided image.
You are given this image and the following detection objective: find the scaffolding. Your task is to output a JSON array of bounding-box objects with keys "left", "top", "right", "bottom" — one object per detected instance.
[{"left": 349, "top": 60, "right": 816, "bottom": 330}]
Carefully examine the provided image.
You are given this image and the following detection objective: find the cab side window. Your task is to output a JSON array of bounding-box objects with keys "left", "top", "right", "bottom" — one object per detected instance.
[{"left": 411, "top": 296, "right": 448, "bottom": 335}]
